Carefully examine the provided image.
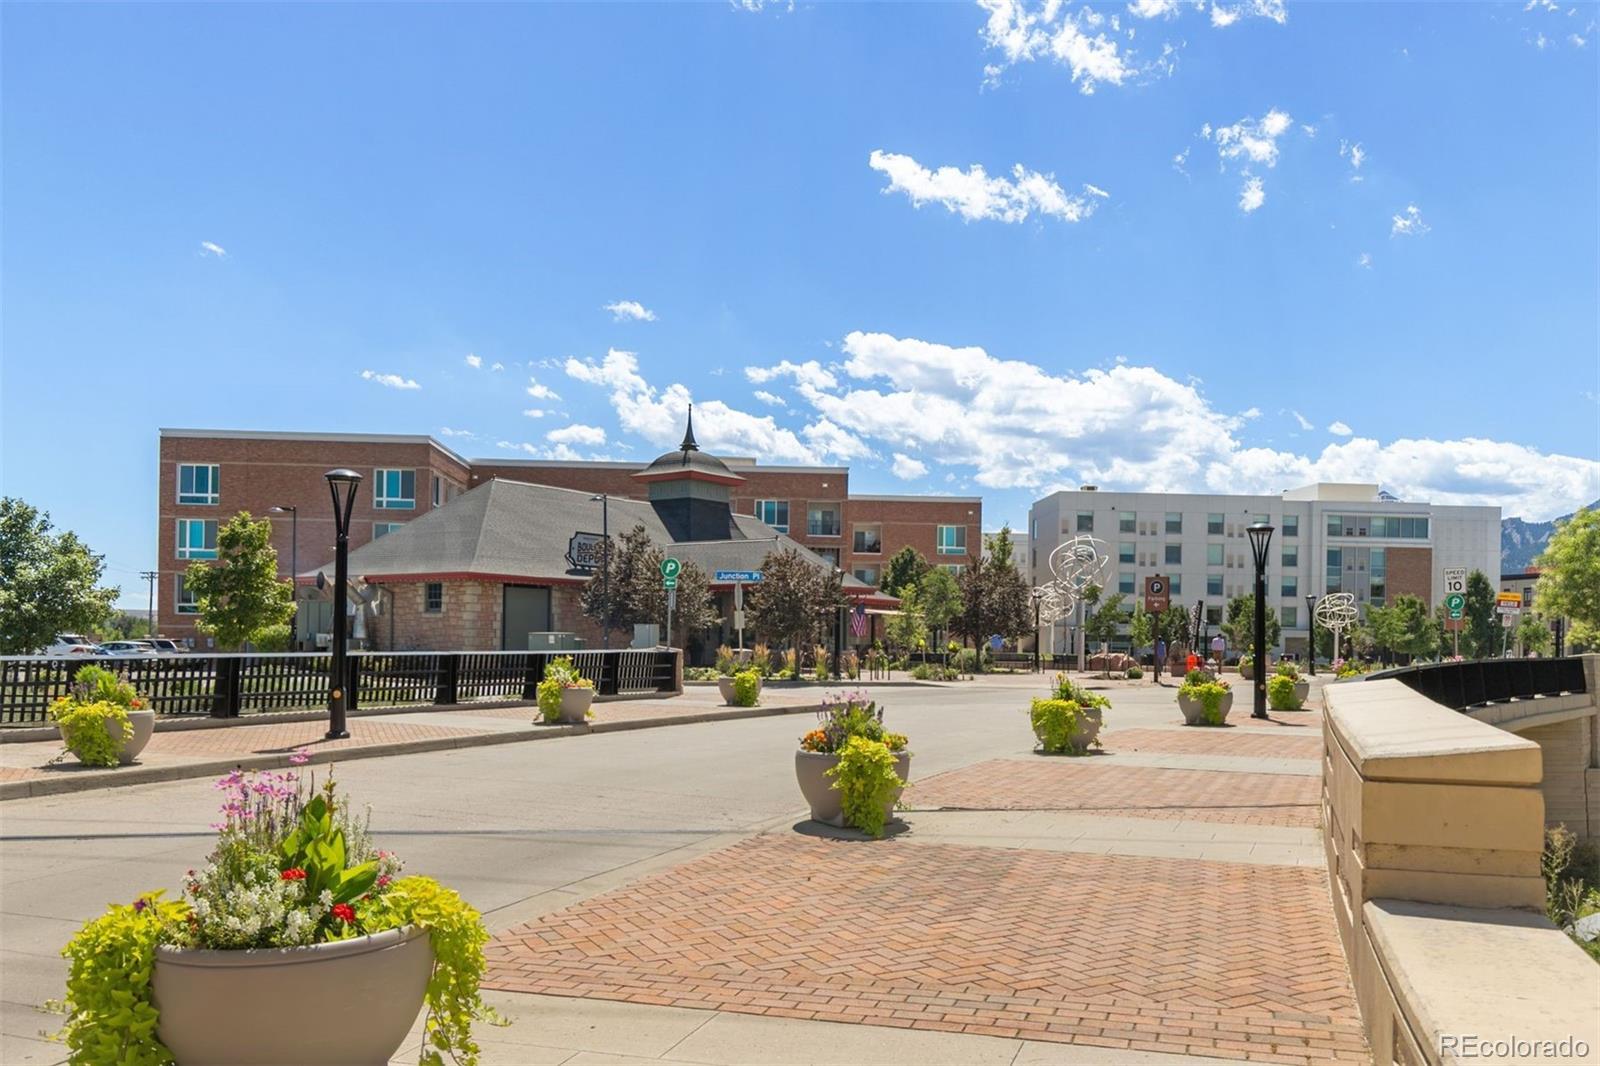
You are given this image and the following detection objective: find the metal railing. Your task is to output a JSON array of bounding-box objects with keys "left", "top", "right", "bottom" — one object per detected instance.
[
  {"left": 0, "top": 649, "right": 680, "bottom": 726},
  {"left": 1362, "top": 656, "right": 1588, "bottom": 712}
]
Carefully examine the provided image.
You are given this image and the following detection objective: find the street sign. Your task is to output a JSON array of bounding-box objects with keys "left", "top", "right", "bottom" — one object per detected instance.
[
  {"left": 1496, "top": 592, "right": 1523, "bottom": 607},
  {"left": 1143, "top": 575, "right": 1170, "bottom": 614},
  {"left": 714, "top": 569, "right": 763, "bottom": 583},
  {"left": 661, "top": 557, "right": 681, "bottom": 589},
  {"left": 1445, "top": 592, "right": 1466, "bottom": 619},
  {"left": 565, "top": 532, "right": 606, "bottom": 572},
  {"left": 1443, "top": 567, "right": 1467, "bottom": 597},
  {"left": 1445, "top": 616, "right": 1464, "bottom": 632}
]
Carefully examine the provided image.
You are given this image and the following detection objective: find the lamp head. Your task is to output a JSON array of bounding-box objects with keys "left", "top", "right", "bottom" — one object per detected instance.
[
  {"left": 324, "top": 469, "right": 362, "bottom": 488},
  {"left": 1245, "top": 521, "right": 1274, "bottom": 570}
]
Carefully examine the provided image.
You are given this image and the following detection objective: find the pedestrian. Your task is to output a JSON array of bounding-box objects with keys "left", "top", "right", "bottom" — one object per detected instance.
[
  {"left": 1211, "top": 632, "right": 1225, "bottom": 673},
  {"left": 1153, "top": 636, "right": 1166, "bottom": 683}
]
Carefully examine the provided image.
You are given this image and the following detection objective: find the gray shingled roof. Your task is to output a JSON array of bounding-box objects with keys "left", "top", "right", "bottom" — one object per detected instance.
[{"left": 316, "top": 477, "right": 876, "bottom": 593}]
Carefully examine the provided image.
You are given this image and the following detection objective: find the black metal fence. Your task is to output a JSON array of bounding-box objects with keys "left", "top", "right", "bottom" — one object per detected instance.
[
  {"left": 1363, "top": 656, "right": 1588, "bottom": 712},
  {"left": 0, "top": 649, "right": 680, "bottom": 726}
]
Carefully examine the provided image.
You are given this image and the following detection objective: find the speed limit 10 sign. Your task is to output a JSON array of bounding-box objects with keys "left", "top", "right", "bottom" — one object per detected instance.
[
  {"left": 1443, "top": 567, "right": 1467, "bottom": 597},
  {"left": 1144, "top": 575, "right": 1170, "bottom": 614}
]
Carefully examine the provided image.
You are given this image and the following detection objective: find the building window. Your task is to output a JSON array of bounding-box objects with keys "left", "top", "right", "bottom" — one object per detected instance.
[
  {"left": 1326, "top": 548, "right": 1343, "bottom": 593},
  {"left": 424, "top": 582, "right": 443, "bottom": 613},
  {"left": 1283, "top": 514, "right": 1298, "bottom": 537},
  {"left": 431, "top": 475, "right": 443, "bottom": 507},
  {"left": 1118, "top": 511, "right": 1135, "bottom": 534},
  {"left": 1282, "top": 605, "right": 1299, "bottom": 628},
  {"left": 1118, "top": 542, "right": 1135, "bottom": 564},
  {"left": 1207, "top": 543, "right": 1224, "bottom": 567},
  {"left": 1164, "top": 544, "right": 1182, "bottom": 566},
  {"left": 176, "top": 519, "right": 218, "bottom": 559},
  {"left": 1283, "top": 545, "right": 1298, "bottom": 568},
  {"left": 1118, "top": 572, "right": 1135, "bottom": 595},
  {"left": 1369, "top": 548, "right": 1386, "bottom": 606},
  {"left": 374, "top": 522, "right": 404, "bottom": 539},
  {"left": 1169, "top": 575, "right": 1183, "bottom": 597},
  {"left": 815, "top": 548, "right": 840, "bottom": 566},
  {"left": 1207, "top": 574, "right": 1223, "bottom": 597},
  {"left": 940, "top": 563, "right": 965, "bottom": 575},
  {"left": 1522, "top": 585, "right": 1533, "bottom": 607},
  {"left": 936, "top": 525, "right": 966, "bottom": 555},
  {"left": 852, "top": 524, "right": 882, "bottom": 554},
  {"left": 177, "top": 463, "right": 220, "bottom": 505},
  {"left": 375, "top": 469, "right": 416, "bottom": 510},
  {"left": 1205, "top": 606, "right": 1223, "bottom": 625},
  {"left": 1281, "top": 575, "right": 1298, "bottom": 598},
  {"left": 754, "top": 500, "right": 789, "bottom": 532},
  {"left": 175, "top": 575, "right": 199, "bottom": 614},
  {"left": 1207, "top": 513, "right": 1224, "bottom": 535},
  {"left": 807, "top": 505, "right": 840, "bottom": 537},
  {"left": 1327, "top": 514, "right": 1344, "bottom": 537},
  {"left": 1076, "top": 511, "right": 1095, "bottom": 533},
  {"left": 1165, "top": 512, "right": 1182, "bottom": 535},
  {"left": 853, "top": 566, "right": 879, "bottom": 586}
]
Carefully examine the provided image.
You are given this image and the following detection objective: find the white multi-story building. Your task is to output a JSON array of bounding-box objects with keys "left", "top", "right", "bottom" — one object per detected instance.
[{"left": 1027, "top": 483, "right": 1500, "bottom": 656}]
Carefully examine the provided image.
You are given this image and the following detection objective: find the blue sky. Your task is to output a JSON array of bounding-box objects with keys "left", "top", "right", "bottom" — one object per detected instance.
[{"left": 3, "top": 1, "right": 1597, "bottom": 607}]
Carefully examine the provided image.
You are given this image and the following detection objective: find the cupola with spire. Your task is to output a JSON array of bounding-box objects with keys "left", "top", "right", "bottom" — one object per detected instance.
[{"left": 631, "top": 405, "right": 744, "bottom": 541}]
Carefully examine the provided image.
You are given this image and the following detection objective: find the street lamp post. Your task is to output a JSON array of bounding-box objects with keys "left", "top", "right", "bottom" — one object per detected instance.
[
  {"left": 1030, "top": 590, "right": 1042, "bottom": 674},
  {"left": 590, "top": 494, "right": 610, "bottom": 649},
  {"left": 1246, "top": 521, "right": 1275, "bottom": 720},
  {"left": 833, "top": 567, "right": 845, "bottom": 679},
  {"left": 1305, "top": 593, "right": 1318, "bottom": 676},
  {"left": 270, "top": 505, "right": 299, "bottom": 649},
  {"left": 324, "top": 470, "right": 362, "bottom": 740}
]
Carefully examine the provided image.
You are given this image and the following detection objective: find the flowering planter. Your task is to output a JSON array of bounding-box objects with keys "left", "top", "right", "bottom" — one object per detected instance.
[
  {"left": 1035, "top": 706, "right": 1103, "bottom": 754},
  {"left": 794, "top": 749, "right": 911, "bottom": 828},
  {"left": 59, "top": 708, "right": 155, "bottom": 765},
  {"left": 152, "top": 925, "right": 433, "bottom": 1065},
  {"left": 1178, "top": 690, "right": 1234, "bottom": 726},
  {"left": 557, "top": 687, "right": 595, "bottom": 724},
  {"left": 717, "top": 676, "right": 762, "bottom": 706}
]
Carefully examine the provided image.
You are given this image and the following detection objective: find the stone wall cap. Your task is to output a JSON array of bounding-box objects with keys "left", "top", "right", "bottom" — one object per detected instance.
[
  {"left": 1326, "top": 679, "right": 1542, "bottom": 785},
  {"left": 1365, "top": 899, "right": 1600, "bottom": 1063}
]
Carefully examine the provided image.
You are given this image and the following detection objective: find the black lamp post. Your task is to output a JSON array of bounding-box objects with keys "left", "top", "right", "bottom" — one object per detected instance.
[
  {"left": 324, "top": 469, "right": 362, "bottom": 740},
  {"left": 1305, "top": 593, "right": 1318, "bottom": 676},
  {"left": 1030, "top": 590, "right": 1042, "bottom": 673},
  {"left": 833, "top": 567, "right": 845, "bottom": 679},
  {"left": 270, "top": 505, "right": 299, "bottom": 649},
  {"left": 590, "top": 494, "right": 610, "bottom": 649},
  {"left": 1246, "top": 521, "right": 1274, "bottom": 719}
]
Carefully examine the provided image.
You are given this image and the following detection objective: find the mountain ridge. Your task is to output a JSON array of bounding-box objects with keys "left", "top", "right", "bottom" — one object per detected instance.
[{"left": 1501, "top": 499, "right": 1597, "bottom": 573}]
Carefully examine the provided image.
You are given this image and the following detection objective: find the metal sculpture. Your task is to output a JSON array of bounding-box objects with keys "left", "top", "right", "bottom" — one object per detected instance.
[
  {"left": 1315, "top": 592, "right": 1358, "bottom": 661},
  {"left": 1034, "top": 535, "right": 1111, "bottom": 670}
]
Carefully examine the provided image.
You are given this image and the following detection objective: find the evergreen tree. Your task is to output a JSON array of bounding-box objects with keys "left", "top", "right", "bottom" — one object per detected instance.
[
  {"left": 1464, "top": 570, "right": 1496, "bottom": 658},
  {"left": 880, "top": 546, "right": 931, "bottom": 598}
]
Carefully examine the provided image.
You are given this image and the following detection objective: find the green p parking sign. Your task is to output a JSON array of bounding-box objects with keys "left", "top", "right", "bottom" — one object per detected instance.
[{"left": 661, "top": 557, "right": 681, "bottom": 589}]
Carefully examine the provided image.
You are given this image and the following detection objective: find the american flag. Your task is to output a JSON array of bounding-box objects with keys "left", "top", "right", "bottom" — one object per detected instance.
[{"left": 850, "top": 604, "right": 868, "bottom": 637}]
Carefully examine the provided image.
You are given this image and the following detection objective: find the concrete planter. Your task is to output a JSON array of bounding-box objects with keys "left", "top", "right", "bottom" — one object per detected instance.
[
  {"left": 1294, "top": 678, "right": 1310, "bottom": 706},
  {"left": 153, "top": 925, "right": 432, "bottom": 1065},
  {"left": 1239, "top": 662, "right": 1256, "bottom": 681},
  {"left": 795, "top": 749, "right": 912, "bottom": 828},
  {"left": 1035, "top": 705, "right": 1103, "bottom": 754},
  {"left": 717, "top": 676, "right": 762, "bottom": 706},
  {"left": 1178, "top": 689, "right": 1234, "bottom": 726},
  {"left": 558, "top": 686, "right": 595, "bottom": 724},
  {"left": 59, "top": 708, "right": 155, "bottom": 765}
]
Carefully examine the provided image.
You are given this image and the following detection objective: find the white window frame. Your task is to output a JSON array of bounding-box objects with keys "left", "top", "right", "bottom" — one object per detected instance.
[
  {"left": 176, "top": 518, "right": 218, "bottom": 560},
  {"left": 177, "top": 463, "right": 220, "bottom": 505},
  {"left": 940, "top": 563, "right": 965, "bottom": 575},
  {"left": 374, "top": 468, "right": 416, "bottom": 510},
  {"left": 936, "top": 525, "right": 966, "bottom": 556},
  {"left": 424, "top": 582, "right": 444, "bottom": 613},
  {"left": 374, "top": 522, "right": 405, "bottom": 539},
  {"left": 806, "top": 505, "right": 840, "bottom": 538},
  {"left": 753, "top": 499, "right": 789, "bottom": 533},
  {"left": 852, "top": 523, "right": 883, "bottom": 554}
]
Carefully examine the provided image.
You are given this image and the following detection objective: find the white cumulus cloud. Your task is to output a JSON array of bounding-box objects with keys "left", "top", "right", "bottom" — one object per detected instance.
[
  {"left": 1328, "top": 420, "right": 1353, "bottom": 437},
  {"left": 745, "top": 359, "right": 840, "bottom": 391},
  {"left": 1391, "top": 204, "right": 1430, "bottom": 237},
  {"left": 1197, "top": 109, "right": 1300, "bottom": 213},
  {"left": 868, "top": 150, "right": 1102, "bottom": 224},
  {"left": 753, "top": 390, "right": 787, "bottom": 407},
  {"left": 526, "top": 378, "right": 561, "bottom": 401},
  {"left": 360, "top": 370, "right": 420, "bottom": 390},
  {"left": 547, "top": 423, "right": 608, "bottom": 447},
  {"left": 1238, "top": 175, "right": 1265, "bottom": 213},
  {"left": 198, "top": 241, "right": 227, "bottom": 258},
  {"left": 892, "top": 453, "right": 930, "bottom": 480},
  {"left": 604, "top": 300, "right": 656, "bottom": 322},
  {"left": 464, "top": 354, "right": 482, "bottom": 369}
]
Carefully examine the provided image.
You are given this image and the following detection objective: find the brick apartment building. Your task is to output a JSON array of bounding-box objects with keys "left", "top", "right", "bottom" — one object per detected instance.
[{"left": 157, "top": 427, "right": 981, "bottom": 644}]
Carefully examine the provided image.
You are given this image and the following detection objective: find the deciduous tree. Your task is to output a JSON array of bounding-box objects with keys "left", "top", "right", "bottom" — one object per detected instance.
[
  {"left": 1464, "top": 570, "right": 1497, "bottom": 658},
  {"left": 0, "top": 498, "right": 118, "bottom": 654},
  {"left": 1535, "top": 508, "right": 1599, "bottom": 648},
  {"left": 1516, "top": 612, "right": 1553, "bottom": 657},
  {"left": 884, "top": 583, "right": 927, "bottom": 656},
  {"left": 1220, "top": 593, "right": 1280, "bottom": 652},
  {"left": 748, "top": 547, "right": 832, "bottom": 652},
  {"left": 582, "top": 525, "right": 665, "bottom": 636},
  {"left": 1368, "top": 594, "right": 1437, "bottom": 661},
  {"left": 880, "top": 546, "right": 931, "bottom": 598},
  {"left": 184, "top": 512, "right": 294, "bottom": 651},
  {"left": 916, "top": 568, "right": 963, "bottom": 649}
]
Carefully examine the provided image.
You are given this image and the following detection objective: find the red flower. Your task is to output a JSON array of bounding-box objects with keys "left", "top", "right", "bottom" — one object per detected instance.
[
  {"left": 280, "top": 868, "right": 307, "bottom": 881},
  {"left": 331, "top": 903, "right": 356, "bottom": 924}
]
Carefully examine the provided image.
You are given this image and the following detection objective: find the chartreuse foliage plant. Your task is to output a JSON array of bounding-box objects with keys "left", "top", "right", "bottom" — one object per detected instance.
[
  {"left": 1030, "top": 698, "right": 1094, "bottom": 755},
  {"left": 50, "top": 699, "right": 131, "bottom": 767},
  {"left": 731, "top": 669, "right": 761, "bottom": 707},
  {"left": 826, "top": 736, "right": 904, "bottom": 838},
  {"left": 52, "top": 768, "right": 500, "bottom": 1066},
  {"left": 1267, "top": 673, "right": 1303, "bottom": 711},
  {"left": 1179, "top": 672, "right": 1232, "bottom": 726},
  {"left": 537, "top": 655, "right": 593, "bottom": 723}
]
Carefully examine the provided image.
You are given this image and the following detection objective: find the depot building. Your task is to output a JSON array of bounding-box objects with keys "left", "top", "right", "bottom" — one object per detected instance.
[{"left": 305, "top": 415, "right": 897, "bottom": 659}]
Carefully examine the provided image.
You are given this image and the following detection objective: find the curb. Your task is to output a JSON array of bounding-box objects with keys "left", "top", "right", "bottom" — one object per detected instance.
[{"left": 0, "top": 702, "right": 824, "bottom": 802}]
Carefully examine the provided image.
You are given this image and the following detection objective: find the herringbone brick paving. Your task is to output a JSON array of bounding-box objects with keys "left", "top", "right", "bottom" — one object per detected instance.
[
  {"left": 485, "top": 834, "right": 1365, "bottom": 1063},
  {"left": 908, "top": 759, "right": 1321, "bottom": 828}
]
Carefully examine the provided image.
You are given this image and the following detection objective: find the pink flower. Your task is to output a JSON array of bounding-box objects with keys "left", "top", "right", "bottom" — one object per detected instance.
[{"left": 289, "top": 747, "right": 311, "bottom": 766}]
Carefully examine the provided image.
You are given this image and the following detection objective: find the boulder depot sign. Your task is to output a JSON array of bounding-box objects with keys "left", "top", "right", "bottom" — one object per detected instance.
[{"left": 565, "top": 532, "right": 607, "bottom": 572}]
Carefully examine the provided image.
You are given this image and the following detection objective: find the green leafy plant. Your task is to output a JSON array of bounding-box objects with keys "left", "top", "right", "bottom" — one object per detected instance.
[
  {"left": 52, "top": 892, "right": 187, "bottom": 1066},
  {"left": 1267, "top": 673, "right": 1303, "bottom": 711},
  {"left": 537, "top": 656, "right": 594, "bottom": 723},
  {"left": 683, "top": 666, "right": 719, "bottom": 681},
  {"left": 825, "top": 736, "right": 904, "bottom": 838},
  {"left": 277, "top": 790, "right": 379, "bottom": 932},
  {"left": 1273, "top": 660, "right": 1301, "bottom": 679},
  {"left": 71, "top": 664, "right": 141, "bottom": 707},
  {"left": 1180, "top": 681, "right": 1231, "bottom": 725},
  {"left": 731, "top": 669, "right": 761, "bottom": 707},
  {"left": 715, "top": 644, "right": 738, "bottom": 676},
  {"left": 50, "top": 698, "right": 132, "bottom": 767},
  {"left": 1050, "top": 673, "right": 1110, "bottom": 712},
  {"left": 1030, "top": 698, "right": 1096, "bottom": 755},
  {"left": 1125, "top": 665, "right": 1143, "bottom": 679}
]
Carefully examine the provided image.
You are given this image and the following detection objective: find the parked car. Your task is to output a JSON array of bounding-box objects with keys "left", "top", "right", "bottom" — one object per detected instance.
[
  {"left": 98, "top": 641, "right": 157, "bottom": 658},
  {"left": 45, "top": 634, "right": 101, "bottom": 656},
  {"left": 144, "top": 638, "right": 182, "bottom": 654}
]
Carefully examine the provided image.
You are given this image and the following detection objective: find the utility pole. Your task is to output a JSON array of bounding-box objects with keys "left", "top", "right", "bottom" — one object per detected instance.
[{"left": 140, "top": 571, "right": 158, "bottom": 636}]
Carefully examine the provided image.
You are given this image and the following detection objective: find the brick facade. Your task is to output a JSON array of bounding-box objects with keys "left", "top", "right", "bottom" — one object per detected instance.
[{"left": 1384, "top": 545, "right": 1432, "bottom": 603}]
